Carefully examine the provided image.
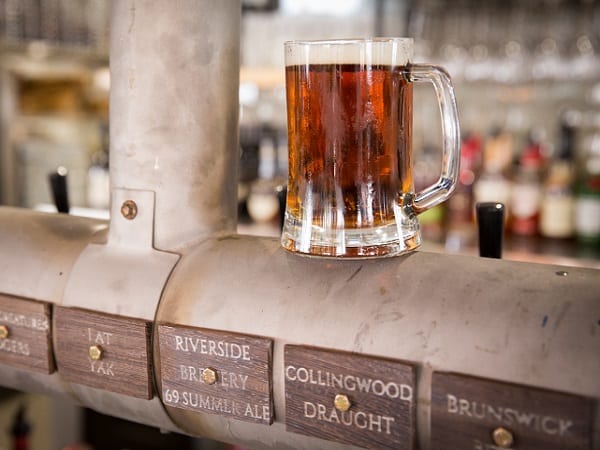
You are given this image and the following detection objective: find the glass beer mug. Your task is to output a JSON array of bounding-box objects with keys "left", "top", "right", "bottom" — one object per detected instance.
[{"left": 281, "top": 38, "right": 461, "bottom": 258}]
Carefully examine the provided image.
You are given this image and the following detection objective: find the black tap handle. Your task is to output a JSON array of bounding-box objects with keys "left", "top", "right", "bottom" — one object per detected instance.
[
  {"left": 48, "top": 167, "right": 70, "bottom": 214},
  {"left": 476, "top": 202, "right": 504, "bottom": 259},
  {"left": 277, "top": 184, "right": 287, "bottom": 230}
]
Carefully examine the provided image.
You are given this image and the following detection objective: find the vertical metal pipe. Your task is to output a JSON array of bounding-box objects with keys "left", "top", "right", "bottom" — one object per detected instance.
[{"left": 109, "top": 0, "right": 241, "bottom": 251}]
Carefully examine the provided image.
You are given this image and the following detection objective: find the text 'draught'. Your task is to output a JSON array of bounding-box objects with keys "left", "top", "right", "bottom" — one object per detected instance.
[
  {"left": 284, "top": 345, "right": 416, "bottom": 450},
  {"left": 158, "top": 324, "right": 274, "bottom": 425}
]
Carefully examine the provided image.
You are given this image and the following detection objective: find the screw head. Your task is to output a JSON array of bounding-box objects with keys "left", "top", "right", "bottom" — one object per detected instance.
[
  {"left": 89, "top": 345, "right": 104, "bottom": 361},
  {"left": 0, "top": 325, "right": 9, "bottom": 339},
  {"left": 492, "top": 427, "right": 514, "bottom": 448},
  {"left": 120, "top": 200, "right": 138, "bottom": 220},
  {"left": 334, "top": 394, "right": 351, "bottom": 412},
  {"left": 202, "top": 367, "right": 218, "bottom": 385}
]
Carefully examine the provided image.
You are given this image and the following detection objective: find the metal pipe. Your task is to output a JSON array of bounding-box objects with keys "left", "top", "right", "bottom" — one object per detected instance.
[
  {"left": 155, "top": 235, "right": 600, "bottom": 449},
  {"left": 44, "top": 0, "right": 241, "bottom": 429},
  {"left": 1, "top": 209, "right": 598, "bottom": 448},
  {"left": 1, "top": 1, "right": 599, "bottom": 449},
  {"left": 0, "top": 208, "right": 107, "bottom": 397},
  {"left": 109, "top": 0, "right": 241, "bottom": 252}
]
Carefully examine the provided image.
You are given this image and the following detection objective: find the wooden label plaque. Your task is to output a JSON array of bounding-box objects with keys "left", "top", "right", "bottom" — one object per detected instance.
[
  {"left": 0, "top": 294, "right": 54, "bottom": 374},
  {"left": 54, "top": 307, "right": 153, "bottom": 399},
  {"left": 431, "top": 372, "right": 593, "bottom": 450},
  {"left": 284, "top": 345, "right": 416, "bottom": 450},
  {"left": 158, "top": 324, "right": 273, "bottom": 425}
]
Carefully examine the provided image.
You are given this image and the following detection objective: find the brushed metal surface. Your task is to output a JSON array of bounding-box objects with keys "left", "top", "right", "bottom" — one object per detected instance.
[
  {"left": 109, "top": 0, "right": 241, "bottom": 252},
  {"left": 155, "top": 234, "right": 600, "bottom": 449}
]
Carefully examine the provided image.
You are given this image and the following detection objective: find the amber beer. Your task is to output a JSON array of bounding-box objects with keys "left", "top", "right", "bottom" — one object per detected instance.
[
  {"left": 286, "top": 63, "right": 413, "bottom": 229},
  {"left": 282, "top": 39, "right": 460, "bottom": 257}
]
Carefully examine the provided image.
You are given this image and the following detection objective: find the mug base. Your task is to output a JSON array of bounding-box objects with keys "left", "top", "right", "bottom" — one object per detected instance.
[{"left": 280, "top": 220, "right": 421, "bottom": 258}]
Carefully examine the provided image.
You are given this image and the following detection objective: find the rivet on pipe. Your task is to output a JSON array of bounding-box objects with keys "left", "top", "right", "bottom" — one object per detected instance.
[{"left": 120, "top": 200, "right": 138, "bottom": 220}]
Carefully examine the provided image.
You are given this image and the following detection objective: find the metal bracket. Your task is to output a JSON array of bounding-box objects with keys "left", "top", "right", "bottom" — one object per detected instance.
[
  {"left": 63, "top": 188, "right": 180, "bottom": 320},
  {"left": 108, "top": 188, "right": 155, "bottom": 250}
]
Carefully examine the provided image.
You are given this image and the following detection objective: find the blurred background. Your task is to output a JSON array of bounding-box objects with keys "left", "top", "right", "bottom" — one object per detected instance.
[{"left": 0, "top": 0, "right": 599, "bottom": 448}]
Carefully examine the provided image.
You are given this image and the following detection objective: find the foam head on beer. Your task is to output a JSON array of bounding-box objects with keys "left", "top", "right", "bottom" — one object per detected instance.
[{"left": 284, "top": 38, "right": 414, "bottom": 67}]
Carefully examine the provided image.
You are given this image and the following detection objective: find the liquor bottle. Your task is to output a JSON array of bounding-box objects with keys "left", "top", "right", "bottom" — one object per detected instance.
[
  {"left": 539, "top": 123, "right": 575, "bottom": 239},
  {"left": 574, "top": 123, "right": 600, "bottom": 245},
  {"left": 87, "top": 150, "right": 110, "bottom": 210},
  {"left": 510, "top": 132, "right": 544, "bottom": 236},
  {"left": 473, "top": 128, "right": 512, "bottom": 223},
  {"left": 575, "top": 172, "right": 600, "bottom": 244},
  {"left": 445, "top": 132, "right": 481, "bottom": 250}
]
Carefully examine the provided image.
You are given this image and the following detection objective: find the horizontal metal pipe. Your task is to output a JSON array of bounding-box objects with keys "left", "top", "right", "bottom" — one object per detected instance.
[
  {"left": 156, "top": 234, "right": 600, "bottom": 449},
  {"left": 0, "top": 209, "right": 599, "bottom": 448},
  {"left": 0, "top": 207, "right": 182, "bottom": 431},
  {"left": 0, "top": 207, "right": 108, "bottom": 303},
  {"left": 0, "top": 208, "right": 107, "bottom": 397}
]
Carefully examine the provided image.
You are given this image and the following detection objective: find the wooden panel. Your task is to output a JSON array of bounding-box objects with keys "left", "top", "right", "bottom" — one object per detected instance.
[
  {"left": 54, "top": 307, "right": 152, "bottom": 399},
  {"left": 431, "top": 372, "right": 593, "bottom": 450},
  {"left": 0, "top": 293, "right": 54, "bottom": 374},
  {"left": 284, "top": 345, "right": 416, "bottom": 450},
  {"left": 158, "top": 324, "right": 273, "bottom": 425}
]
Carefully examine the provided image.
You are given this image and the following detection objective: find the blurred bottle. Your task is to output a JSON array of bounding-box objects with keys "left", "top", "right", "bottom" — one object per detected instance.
[
  {"left": 539, "top": 122, "right": 575, "bottom": 239},
  {"left": 247, "top": 126, "right": 285, "bottom": 226},
  {"left": 445, "top": 132, "right": 482, "bottom": 251},
  {"left": 473, "top": 128, "right": 512, "bottom": 223},
  {"left": 574, "top": 121, "right": 600, "bottom": 245},
  {"left": 87, "top": 150, "right": 110, "bottom": 210},
  {"left": 510, "top": 131, "right": 545, "bottom": 236},
  {"left": 575, "top": 171, "right": 600, "bottom": 245}
]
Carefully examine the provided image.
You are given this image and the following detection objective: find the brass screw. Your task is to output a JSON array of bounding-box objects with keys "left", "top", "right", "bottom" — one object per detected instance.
[
  {"left": 334, "top": 394, "right": 351, "bottom": 412},
  {"left": 0, "top": 325, "right": 9, "bottom": 339},
  {"left": 201, "top": 367, "right": 218, "bottom": 385},
  {"left": 89, "top": 345, "right": 104, "bottom": 361},
  {"left": 492, "top": 427, "right": 514, "bottom": 448},
  {"left": 120, "top": 200, "right": 138, "bottom": 220}
]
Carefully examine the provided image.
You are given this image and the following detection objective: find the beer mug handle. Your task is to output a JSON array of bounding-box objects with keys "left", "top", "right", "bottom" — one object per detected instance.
[{"left": 408, "top": 64, "right": 461, "bottom": 214}]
